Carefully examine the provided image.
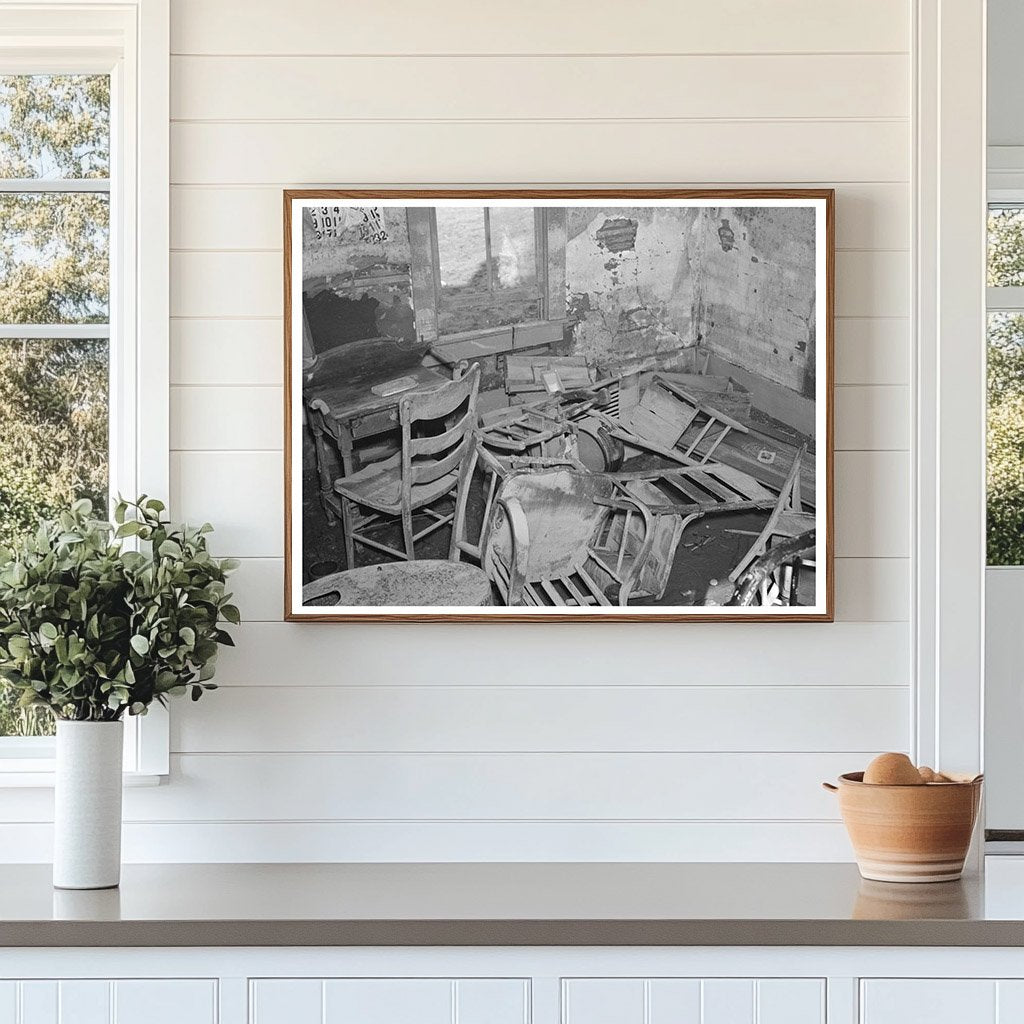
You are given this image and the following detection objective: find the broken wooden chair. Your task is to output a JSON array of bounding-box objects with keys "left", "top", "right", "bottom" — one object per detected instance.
[
  {"left": 615, "top": 375, "right": 750, "bottom": 465},
  {"left": 728, "top": 445, "right": 815, "bottom": 599},
  {"left": 729, "top": 529, "right": 816, "bottom": 607},
  {"left": 480, "top": 466, "right": 657, "bottom": 608},
  {"left": 333, "top": 364, "right": 481, "bottom": 566}
]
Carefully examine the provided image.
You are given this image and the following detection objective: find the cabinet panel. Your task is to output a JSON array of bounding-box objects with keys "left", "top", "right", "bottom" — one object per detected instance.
[
  {"left": 861, "top": 981, "right": 997, "bottom": 1024},
  {"left": 251, "top": 979, "right": 528, "bottom": 1024},
  {"left": 0, "top": 984, "right": 15, "bottom": 1024},
  {"left": 702, "top": 979, "right": 754, "bottom": 1024},
  {"left": 563, "top": 980, "right": 645, "bottom": 1024},
  {"left": 563, "top": 978, "right": 824, "bottom": 1024},
  {"left": 456, "top": 980, "right": 529, "bottom": 1024},
  {"left": 58, "top": 982, "right": 110, "bottom": 1024},
  {"left": 18, "top": 983, "right": 56, "bottom": 1024},
  {"left": 757, "top": 980, "right": 825, "bottom": 1024},
  {"left": 113, "top": 981, "right": 217, "bottom": 1024},
  {"left": 0, "top": 981, "right": 216, "bottom": 1024},
  {"left": 323, "top": 980, "right": 451, "bottom": 1024},
  {"left": 647, "top": 980, "right": 702, "bottom": 1022}
]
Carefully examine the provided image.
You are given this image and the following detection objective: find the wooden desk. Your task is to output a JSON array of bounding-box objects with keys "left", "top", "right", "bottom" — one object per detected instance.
[{"left": 305, "top": 363, "right": 448, "bottom": 524}]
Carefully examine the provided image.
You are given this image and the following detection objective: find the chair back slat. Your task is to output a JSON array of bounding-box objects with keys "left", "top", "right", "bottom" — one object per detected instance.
[
  {"left": 398, "top": 364, "right": 481, "bottom": 498},
  {"left": 410, "top": 435, "right": 473, "bottom": 486},
  {"left": 400, "top": 365, "right": 480, "bottom": 427},
  {"left": 408, "top": 408, "right": 476, "bottom": 459}
]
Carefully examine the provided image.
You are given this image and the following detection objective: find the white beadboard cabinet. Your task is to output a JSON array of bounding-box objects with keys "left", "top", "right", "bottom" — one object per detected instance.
[
  {"left": 5, "top": 950, "right": 1024, "bottom": 1024},
  {"left": 0, "top": 979, "right": 218, "bottom": 1024}
]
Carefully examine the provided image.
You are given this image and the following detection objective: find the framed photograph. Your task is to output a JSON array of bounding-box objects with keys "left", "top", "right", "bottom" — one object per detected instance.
[{"left": 284, "top": 189, "right": 833, "bottom": 621}]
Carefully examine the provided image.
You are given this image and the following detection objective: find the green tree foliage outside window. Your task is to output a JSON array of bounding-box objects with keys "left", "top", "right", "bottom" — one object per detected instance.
[
  {"left": 988, "top": 208, "right": 1024, "bottom": 566},
  {"left": 0, "top": 75, "right": 110, "bottom": 736}
]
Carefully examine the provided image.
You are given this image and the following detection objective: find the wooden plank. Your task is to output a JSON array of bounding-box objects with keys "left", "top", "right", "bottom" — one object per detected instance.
[
  {"left": 835, "top": 384, "right": 910, "bottom": 451},
  {"left": 836, "top": 250, "right": 910, "bottom": 318},
  {"left": 170, "top": 121, "right": 910, "bottom": 185},
  {"left": 170, "top": 0, "right": 910, "bottom": 55},
  {"left": 205, "top": 621, "right": 911, "bottom": 686},
  {"left": 172, "top": 684, "right": 911, "bottom": 755},
  {"left": 513, "top": 320, "right": 565, "bottom": 351},
  {"left": 170, "top": 319, "right": 283, "bottom": 386},
  {"left": 0, "top": 819, "right": 862, "bottom": 863},
  {"left": 128, "top": 751, "right": 887, "bottom": 821},
  {"left": 834, "top": 451, "right": 910, "bottom": 557},
  {"left": 623, "top": 405, "right": 688, "bottom": 450},
  {"left": 171, "top": 54, "right": 909, "bottom": 121},
  {"left": 707, "top": 464, "right": 774, "bottom": 500},
  {"left": 171, "top": 451, "right": 283, "bottom": 557},
  {"left": 835, "top": 318, "right": 910, "bottom": 386},
  {"left": 171, "top": 386, "right": 282, "bottom": 451}
]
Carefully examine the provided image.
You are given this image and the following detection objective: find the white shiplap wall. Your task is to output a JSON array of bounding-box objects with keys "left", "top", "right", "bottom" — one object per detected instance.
[{"left": 1, "top": 0, "right": 915, "bottom": 862}]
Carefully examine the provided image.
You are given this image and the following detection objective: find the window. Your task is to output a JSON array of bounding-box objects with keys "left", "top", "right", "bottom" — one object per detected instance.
[
  {"left": 434, "top": 207, "right": 546, "bottom": 336},
  {"left": 0, "top": 75, "right": 111, "bottom": 739},
  {"left": 0, "top": 3, "right": 169, "bottom": 777},
  {"left": 986, "top": 205, "right": 1024, "bottom": 565}
]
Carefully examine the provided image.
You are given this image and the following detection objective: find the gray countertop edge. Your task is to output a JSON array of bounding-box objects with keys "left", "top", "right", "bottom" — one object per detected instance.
[{"left": 3, "top": 919, "right": 1022, "bottom": 948}]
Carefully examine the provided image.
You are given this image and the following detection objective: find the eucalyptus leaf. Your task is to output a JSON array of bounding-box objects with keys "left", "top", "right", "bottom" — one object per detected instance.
[{"left": 0, "top": 496, "right": 237, "bottom": 722}]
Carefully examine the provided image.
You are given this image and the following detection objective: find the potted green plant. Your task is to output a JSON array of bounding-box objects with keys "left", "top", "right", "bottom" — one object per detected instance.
[{"left": 0, "top": 497, "right": 239, "bottom": 889}]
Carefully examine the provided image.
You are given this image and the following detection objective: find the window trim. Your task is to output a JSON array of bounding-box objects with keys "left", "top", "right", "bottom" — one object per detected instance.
[
  {"left": 0, "top": 0, "right": 170, "bottom": 781},
  {"left": 430, "top": 206, "right": 550, "bottom": 338}
]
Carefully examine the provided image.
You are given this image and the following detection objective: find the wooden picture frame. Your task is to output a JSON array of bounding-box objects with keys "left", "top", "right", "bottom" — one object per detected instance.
[{"left": 285, "top": 189, "right": 834, "bottom": 622}]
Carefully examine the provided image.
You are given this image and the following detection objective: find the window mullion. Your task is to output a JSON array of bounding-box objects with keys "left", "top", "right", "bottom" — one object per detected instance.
[
  {"left": 0, "top": 324, "right": 111, "bottom": 339},
  {"left": 987, "top": 286, "right": 1024, "bottom": 312},
  {"left": 483, "top": 208, "right": 494, "bottom": 295},
  {"left": 0, "top": 178, "right": 110, "bottom": 193}
]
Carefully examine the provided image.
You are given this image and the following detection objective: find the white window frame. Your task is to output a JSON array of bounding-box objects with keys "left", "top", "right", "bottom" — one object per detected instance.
[
  {"left": 983, "top": 164, "right": 1024, "bottom": 841},
  {"left": 0, "top": 0, "right": 169, "bottom": 784}
]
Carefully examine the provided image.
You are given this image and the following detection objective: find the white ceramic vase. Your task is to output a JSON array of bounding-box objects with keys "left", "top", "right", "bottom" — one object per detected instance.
[{"left": 53, "top": 720, "right": 124, "bottom": 890}]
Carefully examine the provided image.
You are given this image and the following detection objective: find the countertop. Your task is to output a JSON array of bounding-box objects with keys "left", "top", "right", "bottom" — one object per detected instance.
[{"left": 5, "top": 861, "right": 1024, "bottom": 947}]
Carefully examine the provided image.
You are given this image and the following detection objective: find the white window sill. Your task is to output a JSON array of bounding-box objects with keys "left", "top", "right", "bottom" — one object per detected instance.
[{"left": 0, "top": 766, "right": 165, "bottom": 788}]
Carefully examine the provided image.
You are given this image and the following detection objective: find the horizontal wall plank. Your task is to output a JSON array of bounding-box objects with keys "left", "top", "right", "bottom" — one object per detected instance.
[
  {"left": 171, "top": 54, "right": 909, "bottom": 122},
  {"left": 0, "top": 820, "right": 856, "bottom": 863},
  {"left": 170, "top": 0, "right": 910, "bottom": 56},
  {"left": 173, "top": 447, "right": 906, "bottom": 559},
  {"left": 171, "top": 385, "right": 283, "bottom": 450},
  {"left": 834, "top": 250, "right": 909, "bottom": 318},
  {"left": 170, "top": 450, "right": 283, "bottom": 556},
  {"left": 171, "top": 183, "right": 909, "bottom": 252},
  {"left": 171, "top": 684, "right": 909, "bottom": 754},
  {"left": 171, "top": 250, "right": 908, "bottom": 320},
  {"left": 834, "top": 451, "right": 910, "bottom": 558},
  {"left": 225, "top": 557, "right": 284, "bottom": 620},
  {"left": 168, "top": 384, "right": 904, "bottom": 453},
  {"left": 833, "top": 557, "right": 909, "bottom": 622},
  {"left": 115, "top": 752, "right": 864, "bottom": 821},
  {"left": 170, "top": 319, "right": 283, "bottom": 386},
  {"left": 210, "top": 621, "right": 910, "bottom": 687},
  {"left": 229, "top": 557, "right": 908, "bottom": 623},
  {"left": 834, "top": 318, "right": 909, "bottom": 385},
  {"left": 834, "top": 385, "right": 910, "bottom": 450},
  {"left": 171, "top": 251, "right": 279, "bottom": 317},
  {"left": 170, "top": 121, "right": 910, "bottom": 186}
]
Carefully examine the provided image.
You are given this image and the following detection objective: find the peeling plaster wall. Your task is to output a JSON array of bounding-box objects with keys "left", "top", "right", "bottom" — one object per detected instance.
[
  {"left": 301, "top": 206, "right": 412, "bottom": 286},
  {"left": 697, "top": 207, "right": 816, "bottom": 397},
  {"left": 566, "top": 207, "right": 700, "bottom": 372},
  {"left": 565, "top": 206, "right": 816, "bottom": 395}
]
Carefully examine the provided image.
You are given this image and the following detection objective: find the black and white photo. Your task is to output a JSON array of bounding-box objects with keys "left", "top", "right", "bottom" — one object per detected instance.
[{"left": 285, "top": 191, "right": 833, "bottom": 620}]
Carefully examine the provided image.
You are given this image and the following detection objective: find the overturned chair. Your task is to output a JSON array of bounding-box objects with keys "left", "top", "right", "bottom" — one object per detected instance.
[
  {"left": 334, "top": 365, "right": 481, "bottom": 566},
  {"left": 480, "top": 466, "right": 662, "bottom": 608}
]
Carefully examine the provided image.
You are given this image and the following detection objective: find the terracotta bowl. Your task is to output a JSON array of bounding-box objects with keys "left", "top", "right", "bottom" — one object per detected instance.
[{"left": 823, "top": 772, "right": 983, "bottom": 883}]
